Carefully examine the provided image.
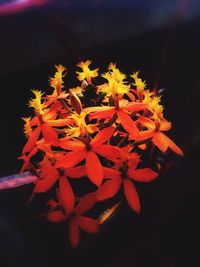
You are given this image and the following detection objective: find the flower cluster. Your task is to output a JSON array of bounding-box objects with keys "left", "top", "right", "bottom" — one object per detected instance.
[{"left": 19, "top": 60, "right": 183, "bottom": 247}]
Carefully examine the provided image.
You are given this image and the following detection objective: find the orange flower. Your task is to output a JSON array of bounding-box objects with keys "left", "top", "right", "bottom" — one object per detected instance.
[
  {"left": 33, "top": 157, "right": 88, "bottom": 193},
  {"left": 130, "top": 116, "right": 184, "bottom": 156},
  {"left": 22, "top": 92, "right": 72, "bottom": 154},
  {"left": 47, "top": 179, "right": 98, "bottom": 248},
  {"left": 86, "top": 100, "right": 146, "bottom": 136},
  {"left": 56, "top": 126, "right": 121, "bottom": 187},
  {"left": 33, "top": 159, "right": 60, "bottom": 193},
  {"left": 96, "top": 163, "right": 158, "bottom": 213}
]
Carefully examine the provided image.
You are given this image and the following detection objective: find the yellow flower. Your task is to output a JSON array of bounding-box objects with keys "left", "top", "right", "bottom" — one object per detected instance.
[
  {"left": 28, "top": 90, "right": 45, "bottom": 115},
  {"left": 49, "top": 64, "right": 67, "bottom": 94},
  {"left": 143, "top": 90, "right": 164, "bottom": 121},
  {"left": 76, "top": 60, "right": 99, "bottom": 84},
  {"left": 69, "top": 86, "right": 83, "bottom": 97},
  {"left": 131, "top": 71, "right": 146, "bottom": 91},
  {"left": 99, "top": 63, "right": 130, "bottom": 98},
  {"left": 22, "top": 117, "right": 32, "bottom": 137},
  {"left": 66, "top": 111, "right": 98, "bottom": 138},
  {"left": 143, "top": 90, "right": 154, "bottom": 104}
]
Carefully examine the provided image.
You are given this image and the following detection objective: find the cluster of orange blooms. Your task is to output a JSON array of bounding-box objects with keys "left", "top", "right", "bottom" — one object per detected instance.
[{"left": 19, "top": 60, "right": 183, "bottom": 247}]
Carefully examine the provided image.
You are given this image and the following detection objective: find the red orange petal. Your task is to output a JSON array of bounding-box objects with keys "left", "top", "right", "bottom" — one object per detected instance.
[
  {"left": 128, "top": 167, "right": 158, "bottom": 182},
  {"left": 69, "top": 217, "right": 80, "bottom": 248},
  {"left": 34, "top": 169, "right": 59, "bottom": 193},
  {"left": 41, "top": 123, "right": 58, "bottom": 143},
  {"left": 122, "top": 102, "right": 146, "bottom": 112},
  {"left": 75, "top": 193, "right": 96, "bottom": 214},
  {"left": 47, "top": 119, "right": 73, "bottom": 127},
  {"left": 59, "top": 139, "right": 85, "bottom": 151},
  {"left": 47, "top": 210, "right": 66, "bottom": 223},
  {"left": 40, "top": 160, "right": 54, "bottom": 177},
  {"left": 130, "top": 129, "right": 154, "bottom": 140},
  {"left": 22, "top": 126, "right": 41, "bottom": 154},
  {"left": 160, "top": 132, "right": 184, "bottom": 156},
  {"left": 55, "top": 150, "right": 86, "bottom": 169},
  {"left": 59, "top": 176, "right": 75, "bottom": 212},
  {"left": 88, "top": 107, "right": 115, "bottom": 121},
  {"left": 66, "top": 165, "right": 87, "bottom": 178},
  {"left": 152, "top": 132, "right": 168, "bottom": 153},
  {"left": 96, "top": 179, "right": 121, "bottom": 201},
  {"left": 123, "top": 179, "right": 141, "bottom": 213},
  {"left": 137, "top": 116, "right": 155, "bottom": 130},
  {"left": 159, "top": 120, "right": 172, "bottom": 131},
  {"left": 94, "top": 144, "right": 121, "bottom": 160},
  {"left": 78, "top": 216, "right": 99, "bottom": 233},
  {"left": 85, "top": 151, "right": 103, "bottom": 187},
  {"left": 90, "top": 126, "right": 115, "bottom": 147},
  {"left": 103, "top": 167, "right": 121, "bottom": 179},
  {"left": 117, "top": 110, "right": 139, "bottom": 135}
]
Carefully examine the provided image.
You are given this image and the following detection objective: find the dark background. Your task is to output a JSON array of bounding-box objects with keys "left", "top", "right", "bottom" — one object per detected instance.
[{"left": 0, "top": 0, "right": 200, "bottom": 266}]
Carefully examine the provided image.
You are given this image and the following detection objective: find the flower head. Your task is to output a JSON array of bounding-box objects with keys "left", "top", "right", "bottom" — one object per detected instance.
[
  {"left": 22, "top": 117, "right": 32, "bottom": 137},
  {"left": 76, "top": 60, "right": 98, "bottom": 84},
  {"left": 131, "top": 71, "right": 146, "bottom": 91},
  {"left": 19, "top": 60, "right": 183, "bottom": 248},
  {"left": 66, "top": 110, "right": 98, "bottom": 138},
  {"left": 28, "top": 90, "right": 45, "bottom": 115},
  {"left": 49, "top": 64, "right": 67, "bottom": 94},
  {"left": 99, "top": 63, "right": 130, "bottom": 98}
]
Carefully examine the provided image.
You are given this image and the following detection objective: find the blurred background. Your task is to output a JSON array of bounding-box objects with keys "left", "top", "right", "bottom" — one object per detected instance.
[{"left": 0, "top": 0, "right": 200, "bottom": 266}]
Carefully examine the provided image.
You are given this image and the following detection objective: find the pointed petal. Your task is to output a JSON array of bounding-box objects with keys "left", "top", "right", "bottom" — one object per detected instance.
[
  {"left": 126, "top": 92, "right": 136, "bottom": 102},
  {"left": 84, "top": 106, "right": 113, "bottom": 113},
  {"left": 137, "top": 116, "right": 155, "bottom": 130},
  {"left": 103, "top": 167, "right": 121, "bottom": 179},
  {"left": 55, "top": 150, "right": 86, "bottom": 168},
  {"left": 59, "top": 176, "right": 75, "bottom": 212},
  {"left": 88, "top": 107, "right": 115, "bottom": 121},
  {"left": 122, "top": 102, "right": 146, "bottom": 112},
  {"left": 66, "top": 165, "right": 87, "bottom": 178},
  {"left": 159, "top": 132, "right": 183, "bottom": 156},
  {"left": 85, "top": 151, "right": 103, "bottom": 187},
  {"left": 75, "top": 193, "right": 96, "bottom": 214},
  {"left": 159, "top": 120, "right": 172, "bottom": 131},
  {"left": 47, "top": 119, "right": 73, "bottom": 127},
  {"left": 22, "top": 126, "right": 41, "bottom": 154},
  {"left": 128, "top": 167, "right": 158, "bottom": 182},
  {"left": 47, "top": 210, "right": 66, "bottom": 223},
  {"left": 96, "top": 179, "right": 121, "bottom": 201},
  {"left": 59, "top": 139, "right": 85, "bottom": 151},
  {"left": 123, "top": 179, "right": 141, "bottom": 213},
  {"left": 69, "top": 217, "right": 80, "bottom": 248},
  {"left": 94, "top": 145, "right": 121, "bottom": 160},
  {"left": 34, "top": 169, "right": 59, "bottom": 193},
  {"left": 78, "top": 216, "right": 99, "bottom": 233},
  {"left": 43, "top": 107, "right": 57, "bottom": 120},
  {"left": 152, "top": 132, "right": 168, "bottom": 153},
  {"left": 20, "top": 147, "right": 38, "bottom": 172},
  {"left": 40, "top": 160, "right": 54, "bottom": 177},
  {"left": 90, "top": 126, "right": 115, "bottom": 147},
  {"left": 42, "top": 123, "right": 58, "bottom": 143},
  {"left": 130, "top": 129, "right": 154, "bottom": 140},
  {"left": 117, "top": 110, "right": 139, "bottom": 135}
]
